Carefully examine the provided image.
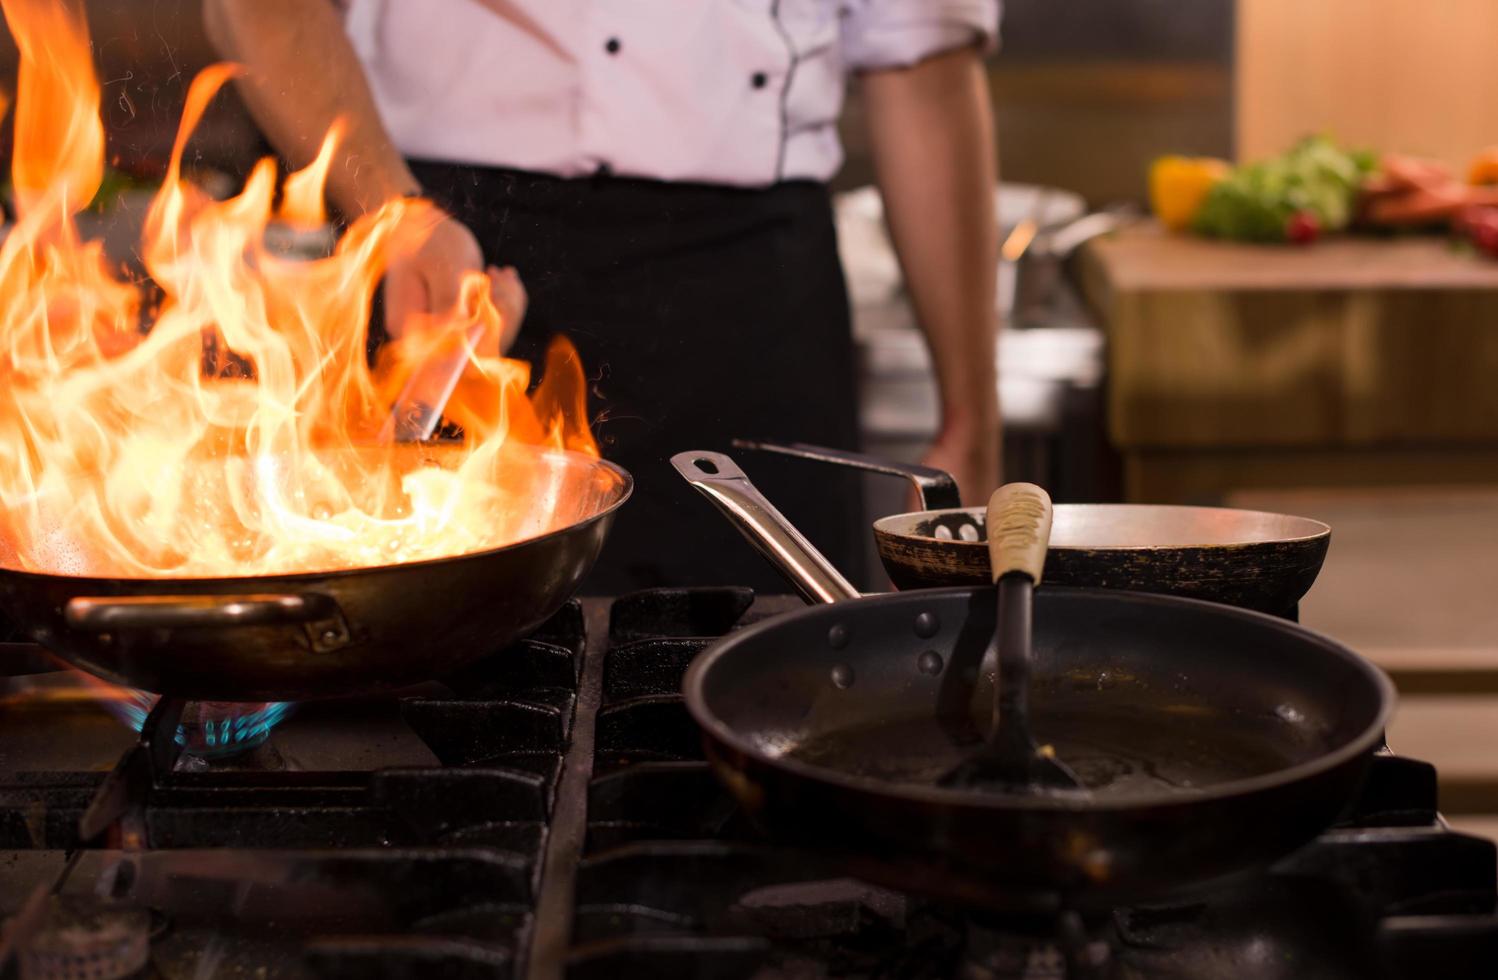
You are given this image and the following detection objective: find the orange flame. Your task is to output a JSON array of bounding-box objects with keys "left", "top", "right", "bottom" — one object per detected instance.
[
  {"left": 0, "top": 0, "right": 605, "bottom": 579},
  {"left": 280, "top": 118, "right": 344, "bottom": 229}
]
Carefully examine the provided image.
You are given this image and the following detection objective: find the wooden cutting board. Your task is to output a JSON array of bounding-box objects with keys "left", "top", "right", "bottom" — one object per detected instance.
[
  {"left": 1086, "top": 225, "right": 1498, "bottom": 292},
  {"left": 1077, "top": 223, "right": 1498, "bottom": 501}
]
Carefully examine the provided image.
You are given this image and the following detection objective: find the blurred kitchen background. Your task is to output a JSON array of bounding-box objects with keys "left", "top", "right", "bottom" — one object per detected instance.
[{"left": 1, "top": 0, "right": 1496, "bottom": 835}]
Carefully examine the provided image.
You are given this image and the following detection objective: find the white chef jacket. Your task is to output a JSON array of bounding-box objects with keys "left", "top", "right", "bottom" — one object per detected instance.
[{"left": 342, "top": 0, "right": 1000, "bottom": 187}]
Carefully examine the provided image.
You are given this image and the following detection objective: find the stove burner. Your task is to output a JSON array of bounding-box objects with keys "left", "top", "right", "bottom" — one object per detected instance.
[
  {"left": 17, "top": 896, "right": 148, "bottom": 980},
  {"left": 174, "top": 701, "right": 292, "bottom": 758},
  {"left": 106, "top": 691, "right": 291, "bottom": 759}
]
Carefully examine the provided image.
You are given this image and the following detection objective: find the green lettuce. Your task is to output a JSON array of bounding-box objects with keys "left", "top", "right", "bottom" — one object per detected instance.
[{"left": 1193, "top": 136, "right": 1379, "bottom": 242}]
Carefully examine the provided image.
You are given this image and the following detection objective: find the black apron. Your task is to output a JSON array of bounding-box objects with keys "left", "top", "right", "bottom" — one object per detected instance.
[{"left": 407, "top": 162, "right": 866, "bottom": 594}]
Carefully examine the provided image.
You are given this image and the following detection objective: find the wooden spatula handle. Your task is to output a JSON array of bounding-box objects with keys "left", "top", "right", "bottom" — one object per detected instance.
[{"left": 986, "top": 483, "right": 1054, "bottom": 584}]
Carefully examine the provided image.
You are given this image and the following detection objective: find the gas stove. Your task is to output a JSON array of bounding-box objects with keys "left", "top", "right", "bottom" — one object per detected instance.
[{"left": 0, "top": 588, "right": 1494, "bottom": 978}]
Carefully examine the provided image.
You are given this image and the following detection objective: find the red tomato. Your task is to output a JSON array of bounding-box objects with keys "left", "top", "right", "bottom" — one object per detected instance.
[
  {"left": 1285, "top": 210, "right": 1321, "bottom": 245},
  {"left": 1473, "top": 222, "right": 1498, "bottom": 258}
]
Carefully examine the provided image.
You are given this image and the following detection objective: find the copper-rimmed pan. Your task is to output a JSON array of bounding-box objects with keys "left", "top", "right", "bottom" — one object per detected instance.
[
  {"left": 0, "top": 443, "right": 630, "bottom": 701},
  {"left": 736, "top": 441, "right": 1330, "bottom": 615}
]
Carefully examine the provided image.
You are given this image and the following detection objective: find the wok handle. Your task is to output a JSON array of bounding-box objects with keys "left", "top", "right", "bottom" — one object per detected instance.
[
  {"left": 672, "top": 451, "right": 861, "bottom": 605},
  {"left": 64, "top": 593, "right": 339, "bottom": 631},
  {"left": 987, "top": 483, "right": 1053, "bottom": 585},
  {"left": 731, "top": 439, "right": 963, "bottom": 511}
]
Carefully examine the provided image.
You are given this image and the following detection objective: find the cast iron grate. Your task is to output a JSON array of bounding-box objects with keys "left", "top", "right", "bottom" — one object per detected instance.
[
  {"left": 0, "top": 599, "right": 591, "bottom": 978},
  {"left": 3, "top": 590, "right": 1497, "bottom": 979}
]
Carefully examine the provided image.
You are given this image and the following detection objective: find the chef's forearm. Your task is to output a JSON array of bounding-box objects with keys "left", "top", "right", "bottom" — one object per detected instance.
[
  {"left": 859, "top": 46, "right": 1000, "bottom": 437},
  {"left": 203, "top": 0, "right": 420, "bottom": 217}
]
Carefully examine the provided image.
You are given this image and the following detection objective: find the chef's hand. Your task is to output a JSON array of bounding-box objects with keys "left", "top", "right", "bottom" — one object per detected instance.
[
  {"left": 384, "top": 212, "right": 526, "bottom": 356},
  {"left": 913, "top": 418, "right": 1002, "bottom": 512}
]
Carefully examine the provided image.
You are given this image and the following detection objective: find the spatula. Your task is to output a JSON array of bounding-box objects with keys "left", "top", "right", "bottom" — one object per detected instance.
[
  {"left": 939, "top": 482, "right": 1083, "bottom": 794},
  {"left": 379, "top": 322, "right": 487, "bottom": 443}
]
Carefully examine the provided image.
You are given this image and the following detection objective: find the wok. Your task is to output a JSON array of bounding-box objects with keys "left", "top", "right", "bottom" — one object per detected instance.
[
  {"left": 672, "top": 451, "right": 1393, "bottom": 909},
  {"left": 737, "top": 441, "right": 1330, "bottom": 615},
  {"left": 0, "top": 443, "right": 630, "bottom": 701}
]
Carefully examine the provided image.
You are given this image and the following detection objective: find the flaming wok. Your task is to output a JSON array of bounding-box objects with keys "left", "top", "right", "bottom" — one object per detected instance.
[{"left": 0, "top": 442, "right": 629, "bottom": 701}]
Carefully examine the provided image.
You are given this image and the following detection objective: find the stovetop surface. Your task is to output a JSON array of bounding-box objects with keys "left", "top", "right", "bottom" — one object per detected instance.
[{"left": 0, "top": 588, "right": 1494, "bottom": 979}]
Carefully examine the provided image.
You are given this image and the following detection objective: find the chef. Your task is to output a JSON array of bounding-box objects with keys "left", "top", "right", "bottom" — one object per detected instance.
[{"left": 204, "top": 0, "right": 1003, "bottom": 593}]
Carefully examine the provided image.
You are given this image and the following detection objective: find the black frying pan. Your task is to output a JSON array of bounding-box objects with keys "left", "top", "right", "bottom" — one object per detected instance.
[
  {"left": 0, "top": 443, "right": 630, "bottom": 701},
  {"left": 672, "top": 451, "right": 1392, "bottom": 910},
  {"left": 736, "top": 441, "right": 1330, "bottom": 615}
]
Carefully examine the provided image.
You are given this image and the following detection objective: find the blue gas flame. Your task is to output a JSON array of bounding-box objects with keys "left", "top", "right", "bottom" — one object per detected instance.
[{"left": 111, "top": 691, "right": 292, "bottom": 757}]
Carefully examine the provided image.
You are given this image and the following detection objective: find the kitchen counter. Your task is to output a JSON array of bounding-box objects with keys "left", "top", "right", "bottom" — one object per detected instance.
[
  {"left": 1232, "top": 486, "right": 1498, "bottom": 837},
  {"left": 1079, "top": 223, "right": 1498, "bottom": 502}
]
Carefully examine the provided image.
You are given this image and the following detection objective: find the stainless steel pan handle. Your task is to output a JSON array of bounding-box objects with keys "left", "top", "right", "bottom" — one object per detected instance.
[
  {"left": 732, "top": 439, "right": 962, "bottom": 511},
  {"left": 672, "top": 451, "right": 860, "bottom": 605},
  {"left": 64, "top": 593, "right": 339, "bottom": 631}
]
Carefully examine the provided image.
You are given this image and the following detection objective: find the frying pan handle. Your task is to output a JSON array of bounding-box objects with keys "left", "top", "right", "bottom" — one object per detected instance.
[
  {"left": 672, "top": 451, "right": 861, "bottom": 605},
  {"left": 731, "top": 440, "right": 963, "bottom": 511},
  {"left": 64, "top": 593, "right": 340, "bottom": 631},
  {"left": 987, "top": 483, "right": 1053, "bottom": 584}
]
